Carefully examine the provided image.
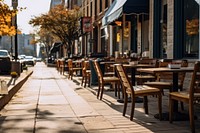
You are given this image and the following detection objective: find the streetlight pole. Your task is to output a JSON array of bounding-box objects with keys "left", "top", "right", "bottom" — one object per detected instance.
[
  {"left": 12, "top": 0, "right": 18, "bottom": 61},
  {"left": 11, "top": 0, "right": 21, "bottom": 75}
]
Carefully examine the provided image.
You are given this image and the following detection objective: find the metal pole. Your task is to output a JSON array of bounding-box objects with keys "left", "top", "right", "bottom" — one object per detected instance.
[
  {"left": 12, "top": 0, "right": 18, "bottom": 61},
  {"left": 14, "top": 11, "right": 18, "bottom": 61}
]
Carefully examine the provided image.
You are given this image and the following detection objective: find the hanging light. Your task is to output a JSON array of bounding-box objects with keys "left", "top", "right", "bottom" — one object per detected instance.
[{"left": 115, "top": 21, "right": 122, "bottom": 26}]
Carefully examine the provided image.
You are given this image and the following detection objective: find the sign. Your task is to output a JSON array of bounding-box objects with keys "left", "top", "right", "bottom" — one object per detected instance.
[
  {"left": 12, "top": 0, "right": 18, "bottom": 9},
  {"left": 82, "top": 17, "right": 92, "bottom": 33}
]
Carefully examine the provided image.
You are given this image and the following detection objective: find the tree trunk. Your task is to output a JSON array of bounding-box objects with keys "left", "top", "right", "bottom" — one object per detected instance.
[{"left": 67, "top": 41, "right": 72, "bottom": 58}]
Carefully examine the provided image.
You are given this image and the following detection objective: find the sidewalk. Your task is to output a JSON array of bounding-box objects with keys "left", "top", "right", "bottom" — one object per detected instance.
[{"left": 0, "top": 62, "right": 199, "bottom": 132}]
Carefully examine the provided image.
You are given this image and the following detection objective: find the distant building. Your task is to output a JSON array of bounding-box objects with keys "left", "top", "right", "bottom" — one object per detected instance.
[
  {"left": 50, "top": 0, "right": 65, "bottom": 9},
  {"left": 0, "top": 34, "right": 36, "bottom": 57},
  {"left": 65, "top": 0, "right": 82, "bottom": 9}
]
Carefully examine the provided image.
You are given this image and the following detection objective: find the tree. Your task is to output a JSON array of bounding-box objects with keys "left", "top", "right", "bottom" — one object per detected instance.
[
  {"left": 0, "top": 0, "right": 17, "bottom": 36},
  {"left": 29, "top": 5, "right": 82, "bottom": 57}
]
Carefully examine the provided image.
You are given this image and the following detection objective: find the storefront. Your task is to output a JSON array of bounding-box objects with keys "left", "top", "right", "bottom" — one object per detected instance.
[
  {"left": 173, "top": 0, "right": 199, "bottom": 59},
  {"left": 102, "top": 0, "right": 149, "bottom": 57},
  {"left": 152, "top": 0, "right": 199, "bottom": 59}
]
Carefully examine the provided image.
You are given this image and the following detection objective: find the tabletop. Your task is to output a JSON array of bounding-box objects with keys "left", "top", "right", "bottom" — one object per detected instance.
[{"left": 137, "top": 67, "right": 194, "bottom": 74}]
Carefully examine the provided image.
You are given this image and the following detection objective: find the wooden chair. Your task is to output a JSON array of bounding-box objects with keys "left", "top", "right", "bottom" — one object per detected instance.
[
  {"left": 59, "top": 59, "right": 66, "bottom": 75},
  {"left": 68, "top": 59, "right": 82, "bottom": 80},
  {"left": 56, "top": 59, "right": 60, "bottom": 71},
  {"left": 169, "top": 61, "right": 200, "bottom": 133},
  {"left": 115, "top": 64, "right": 162, "bottom": 121},
  {"left": 81, "top": 60, "right": 91, "bottom": 87},
  {"left": 93, "top": 60, "right": 120, "bottom": 100}
]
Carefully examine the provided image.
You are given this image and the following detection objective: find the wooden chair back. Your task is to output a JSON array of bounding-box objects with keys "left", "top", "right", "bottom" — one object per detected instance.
[
  {"left": 139, "top": 58, "right": 159, "bottom": 67},
  {"left": 81, "top": 60, "right": 86, "bottom": 77},
  {"left": 115, "top": 64, "right": 134, "bottom": 95},
  {"left": 81, "top": 60, "right": 90, "bottom": 76},
  {"left": 189, "top": 61, "right": 200, "bottom": 99},
  {"left": 68, "top": 59, "right": 73, "bottom": 70},
  {"left": 93, "top": 60, "right": 104, "bottom": 83}
]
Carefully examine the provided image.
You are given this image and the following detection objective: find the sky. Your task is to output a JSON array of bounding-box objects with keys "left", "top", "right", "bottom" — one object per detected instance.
[{"left": 5, "top": 0, "right": 51, "bottom": 34}]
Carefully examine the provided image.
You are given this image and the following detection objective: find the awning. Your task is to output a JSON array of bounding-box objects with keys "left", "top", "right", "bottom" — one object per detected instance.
[
  {"left": 49, "top": 42, "right": 62, "bottom": 54},
  {"left": 103, "top": 0, "right": 149, "bottom": 26}
]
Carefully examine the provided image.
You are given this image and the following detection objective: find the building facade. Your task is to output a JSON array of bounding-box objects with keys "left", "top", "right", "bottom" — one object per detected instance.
[
  {"left": 50, "top": 0, "right": 65, "bottom": 8},
  {"left": 0, "top": 34, "right": 36, "bottom": 57},
  {"left": 78, "top": 0, "right": 199, "bottom": 60}
]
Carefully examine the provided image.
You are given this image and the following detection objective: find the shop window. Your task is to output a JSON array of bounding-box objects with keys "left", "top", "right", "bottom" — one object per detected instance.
[{"left": 183, "top": 0, "right": 199, "bottom": 58}]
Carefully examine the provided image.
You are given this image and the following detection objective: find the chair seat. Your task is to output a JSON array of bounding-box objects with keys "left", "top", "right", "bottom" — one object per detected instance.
[
  {"left": 103, "top": 76, "right": 119, "bottom": 82},
  {"left": 104, "top": 72, "right": 115, "bottom": 76},
  {"left": 145, "top": 81, "right": 172, "bottom": 86},
  {"left": 73, "top": 67, "right": 82, "bottom": 70},
  {"left": 144, "top": 81, "right": 182, "bottom": 88},
  {"left": 133, "top": 85, "right": 160, "bottom": 95},
  {"left": 135, "top": 75, "right": 156, "bottom": 79},
  {"left": 170, "top": 91, "right": 189, "bottom": 99}
]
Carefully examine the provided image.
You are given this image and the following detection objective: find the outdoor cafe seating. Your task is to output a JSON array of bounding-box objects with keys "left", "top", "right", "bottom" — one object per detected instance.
[
  {"left": 169, "top": 61, "right": 200, "bottom": 133},
  {"left": 144, "top": 59, "right": 188, "bottom": 95},
  {"left": 67, "top": 59, "right": 82, "bottom": 80},
  {"left": 81, "top": 60, "right": 91, "bottom": 87},
  {"left": 115, "top": 64, "right": 162, "bottom": 121},
  {"left": 93, "top": 60, "right": 120, "bottom": 100}
]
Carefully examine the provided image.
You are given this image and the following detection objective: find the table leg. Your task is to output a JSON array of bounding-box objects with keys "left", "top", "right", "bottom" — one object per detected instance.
[{"left": 173, "top": 72, "right": 178, "bottom": 112}]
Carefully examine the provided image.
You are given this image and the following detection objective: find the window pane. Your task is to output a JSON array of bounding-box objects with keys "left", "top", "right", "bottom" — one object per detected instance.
[{"left": 184, "top": 0, "right": 199, "bottom": 57}]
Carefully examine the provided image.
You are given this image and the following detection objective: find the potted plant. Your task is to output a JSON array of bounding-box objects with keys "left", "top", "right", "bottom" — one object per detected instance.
[{"left": 10, "top": 71, "right": 18, "bottom": 78}]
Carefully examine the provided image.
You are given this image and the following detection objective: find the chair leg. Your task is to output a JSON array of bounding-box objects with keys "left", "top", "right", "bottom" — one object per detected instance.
[
  {"left": 130, "top": 95, "right": 135, "bottom": 121},
  {"left": 117, "top": 83, "right": 121, "bottom": 99},
  {"left": 88, "top": 75, "right": 91, "bottom": 87},
  {"left": 123, "top": 93, "right": 128, "bottom": 117},
  {"left": 84, "top": 76, "right": 87, "bottom": 88},
  {"left": 158, "top": 93, "right": 162, "bottom": 121},
  {"left": 100, "top": 84, "right": 104, "bottom": 100},
  {"left": 169, "top": 98, "right": 174, "bottom": 123},
  {"left": 97, "top": 83, "right": 101, "bottom": 99},
  {"left": 143, "top": 96, "right": 148, "bottom": 114},
  {"left": 114, "top": 83, "right": 117, "bottom": 97},
  {"left": 68, "top": 70, "right": 71, "bottom": 79},
  {"left": 81, "top": 76, "right": 84, "bottom": 86},
  {"left": 189, "top": 101, "right": 195, "bottom": 133},
  {"left": 71, "top": 71, "right": 73, "bottom": 80}
]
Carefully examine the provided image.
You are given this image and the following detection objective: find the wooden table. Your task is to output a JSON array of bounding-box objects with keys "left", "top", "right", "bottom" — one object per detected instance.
[
  {"left": 137, "top": 67, "right": 194, "bottom": 120},
  {"left": 122, "top": 64, "right": 155, "bottom": 85}
]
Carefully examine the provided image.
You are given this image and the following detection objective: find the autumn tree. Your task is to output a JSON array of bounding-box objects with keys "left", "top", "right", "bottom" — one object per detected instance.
[
  {"left": 0, "top": 0, "right": 17, "bottom": 36},
  {"left": 29, "top": 5, "right": 82, "bottom": 57}
]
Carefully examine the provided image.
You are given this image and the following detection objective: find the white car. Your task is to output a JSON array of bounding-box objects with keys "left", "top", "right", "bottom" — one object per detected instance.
[{"left": 24, "top": 56, "right": 35, "bottom": 66}]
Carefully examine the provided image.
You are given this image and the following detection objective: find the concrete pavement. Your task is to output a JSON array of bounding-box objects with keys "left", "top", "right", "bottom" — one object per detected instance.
[{"left": 0, "top": 62, "right": 199, "bottom": 133}]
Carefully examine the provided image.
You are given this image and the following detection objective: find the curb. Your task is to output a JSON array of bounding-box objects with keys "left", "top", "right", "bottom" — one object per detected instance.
[{"left": 0, "top": 71, "right": 33, "bottom": 110}]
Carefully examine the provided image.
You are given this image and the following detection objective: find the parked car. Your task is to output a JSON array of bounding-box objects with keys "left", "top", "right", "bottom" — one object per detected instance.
[
  {"left": 24, "top": 56, "right": 35, "bottom": 66},
  {"left": 0, "top": 50, "right": 11, "bottom": 74},
  {"left": 36, "top": 57, "right": 42, "bottom": 62},
  {"left": 18, "top": 55, "right": 27, "bottom": 71}
]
